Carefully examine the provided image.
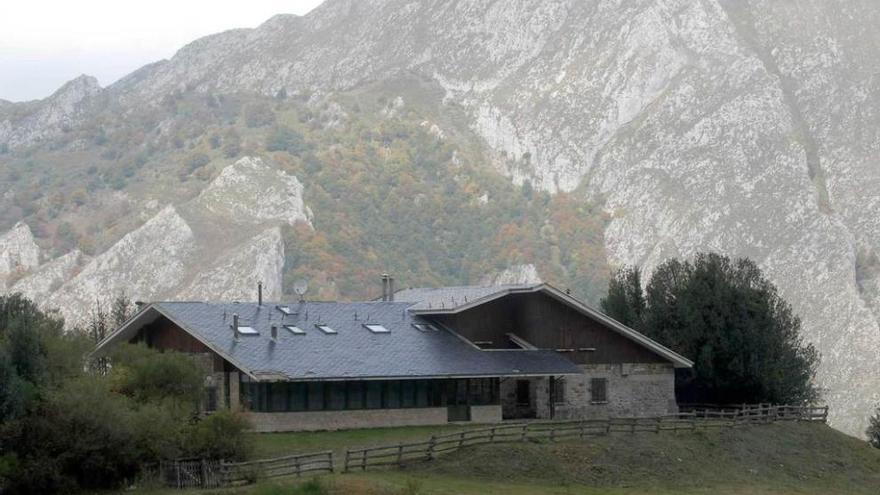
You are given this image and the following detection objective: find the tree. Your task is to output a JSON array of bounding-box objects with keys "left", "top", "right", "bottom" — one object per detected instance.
[
  {"left": 868, "top": 408, "right": 880, "bottom": 449},
  {"left": 600, "top": 266, "right": 646, "bottom": 330},
  {"left": 601, "top": 253, "right": 819, "bottom": 405},
  {"left": 265, "top": 125, "right": 308, "bottom": 155}
]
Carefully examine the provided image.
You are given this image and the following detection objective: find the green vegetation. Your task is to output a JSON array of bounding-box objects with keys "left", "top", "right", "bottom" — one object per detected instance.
[
  {"left": 868, "top": 407, "right": 880, "bottom": 448},
  {"left": 0, "top": 79, "right": 610, "bottom": 304},
  {"left": 134, "top": 422, "right": 880, "bottom": 495},
  {"left": 601, "top": 253, "right": 819, "bottom": 405},
  {"left": 0, "top": 294, "right": 252, "bottom": 494}
]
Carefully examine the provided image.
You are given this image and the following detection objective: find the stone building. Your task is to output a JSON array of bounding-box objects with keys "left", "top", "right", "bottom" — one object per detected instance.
[{"left": 95, "top": 280, "right": 692, "bottom": 431}]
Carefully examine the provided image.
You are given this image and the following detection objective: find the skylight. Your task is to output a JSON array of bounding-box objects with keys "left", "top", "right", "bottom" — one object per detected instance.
[
  {"left": 277, "top": 306, "right": 296, "bottom": 315},
  {"left": 316, "top": 324, "right": 337, "bottom": 334},
  {"left": 365, "top": 324, "right": 390, "bottom": 334},
  {"left": 285, "top": 325, "right": 305, "bottom": 335},
  {"left": 237, "top": 326, "right": 259, "bottom": 335},
  {"left": 412, "top": 323, "right": 439, "bottom": 332}
]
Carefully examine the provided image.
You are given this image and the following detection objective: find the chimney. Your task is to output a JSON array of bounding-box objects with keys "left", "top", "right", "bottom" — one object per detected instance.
[
  {"left": 270, "top": 324, "right": 278, "bottom": 341},
  {"left": 388, "top": 276, "right": 395, "bottom": 301},
  {"left": 233, "top": 313, "right": 240, "bottom": 341},
  {"left": 381, "top": 273, "right": 390, "bottom": 301},
  {"left": 258, "top": 281, "right": 263, "bottom": 306}
]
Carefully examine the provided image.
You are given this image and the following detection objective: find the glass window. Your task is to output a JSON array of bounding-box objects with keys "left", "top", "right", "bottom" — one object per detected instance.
[
  {"left": 277, "top": 306, "right": 295, "bottom": 315},
  {"left": 285, "top": 325, "right": 305, "bottom": 335},
  {"left": 237, "top": 326, "right": 259, "bottom": 335},
  {"left": 590, "top": 378, "right": 608, "bottom": 403},
  {"left": 327, "top": 382, "right": 346, "bottom": 410},
  {"left": 364, "top": 324, "right": 390, "bottom": 333},
  {"left": 552, "top": 378, "right": 566, "bottom": 404},
  {"left": 268, "top": 383, "right": 286, "bottom": 412},
  {"left": 415, "top": 380, "right": 429, "bottom": 408},
  {"left": 316, "top": 325, "right": 337, "bottom": 334},
  {"left": 401, "top": 381, "right": 416, "bottom": 408},
  {"left": 366, "top": 381, "right": 383, "bottom": 409},
  {"left": 347, "top": 381, "right": 365, "bottom": 409},
  {"left": 307, "top": 382, "right": 324, "bottom": 411},
  {"left": 385, "top": 381, "right": 401, "bottom": 409},
  {"left": 412, "top": 323, "right": 439, "bottom": 332},
  {"left": 289, "top": 383, "right": 307, "bottom": 411}
]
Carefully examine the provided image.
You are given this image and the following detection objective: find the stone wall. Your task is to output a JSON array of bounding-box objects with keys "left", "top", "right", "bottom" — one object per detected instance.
[
  {"left": 551, "top": 363, "right": 677, "bottom": 420},
  {"left": 470, "top": 404, "right": 503, "bottom": 423},
  {"left": 245, "top": 407, "right": 448, "bottom": 432}
]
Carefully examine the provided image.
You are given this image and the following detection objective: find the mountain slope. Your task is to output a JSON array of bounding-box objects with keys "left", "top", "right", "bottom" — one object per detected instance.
[{"left": 1, "top": 0, "right": 878, "bottom": 436}]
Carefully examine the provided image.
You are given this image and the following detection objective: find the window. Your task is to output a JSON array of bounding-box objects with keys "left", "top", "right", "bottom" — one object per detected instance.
[
  {"left": 327, "top": 382, "right": 346, "bottom": 410},
  {"left": 412, "top": 323, "right": 438, "bottom": 332},
  {"left": 590, "top": 378, "right": 608, "bottom": 404},
  {"left": 289, "top": 383, "right": 307, "bottom": 411},
  {"left": 364, "top": 324, "right": 390, "bottom": 333},
  {"left": 552, "top": 378, "right": 566, "bottom": 404},
  {"left": 347, "top": 382, "right": 365, "bottom": 409},
  {"left": 515, "top": 380, "right": 530, "bottom": 406},
  {"left": 237, "top": 326, "right": 259, "bottom": 335},
  {"left": 366, "top": 381, "right": 383, "bottom": 409},
  {"left": 307, "top": 382, "right": 324, "bottom": 410},
  {"left": 316, "top": 324, "right": 337, "bottom": 334},
  {"left": 285, "top": 325, "right": 305, "bottom": 335},
  {"left": 277, "top": 305, "right": 296, "bottom": 315},
  {"left": 205, "top": 386, "right": 219, "bottom": 412}
]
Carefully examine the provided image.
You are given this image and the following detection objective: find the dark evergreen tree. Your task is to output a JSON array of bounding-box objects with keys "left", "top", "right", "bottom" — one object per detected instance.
[
  {"left": 868, "top": 408, "right": 880, "bottom": 449},
  {"left": 601, "top": 253, "right": 819, "bottom": 405},
  {"left": 600, "top": 266, "right": 646, "bottom": 330}
]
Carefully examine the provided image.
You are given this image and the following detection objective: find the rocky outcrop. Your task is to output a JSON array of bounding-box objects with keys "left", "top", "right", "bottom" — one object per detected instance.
[
  {"left": 51, "top": 206, "right": 196, "bottom": 327},
  {"left": 480, "top": 264, "right": 542, "bottom": 286},
  {"left": 10, "top": 250, "right": 82, "bottom": 301},
  {"left": 0, "top": 75, "right": 101, "bottom": 148},
  {"left": 196, "top": 157, "right": 311, "bottom": 227},
  {"left": 0, "top": 222, "right": 41, "bottom": 290},
  {"left": 177, "top": 227, "right": 285, "bottom": 302}
]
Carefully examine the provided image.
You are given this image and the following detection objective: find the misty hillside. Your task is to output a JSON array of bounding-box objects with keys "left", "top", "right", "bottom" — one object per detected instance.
[{"left": 1, "top": 0, "right": 879, "bottom": 437}]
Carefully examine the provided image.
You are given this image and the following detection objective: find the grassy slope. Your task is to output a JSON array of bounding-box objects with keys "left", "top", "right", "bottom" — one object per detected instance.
[{"left": 141, "top": 422, "right": 880, "bottom": 495}]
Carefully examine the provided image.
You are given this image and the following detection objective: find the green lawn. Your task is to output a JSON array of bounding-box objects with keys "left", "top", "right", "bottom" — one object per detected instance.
[{"left": 135, "top": 422, "right": 880, "bottom": 495}]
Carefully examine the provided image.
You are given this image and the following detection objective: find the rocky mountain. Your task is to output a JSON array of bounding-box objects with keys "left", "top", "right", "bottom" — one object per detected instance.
[{"left": 1, "top": 0, "right": 878, "bottom": 436}]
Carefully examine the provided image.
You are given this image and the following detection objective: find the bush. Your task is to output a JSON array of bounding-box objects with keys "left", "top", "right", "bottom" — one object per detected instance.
[
  {"left": 266, "top": 125, "right": 308, "bottom": 155},
  {"left": 109, "top": 343, "right": 206, "bottom": 406},
  {"left": 243, "top": 102, "right": 276, "bottom": 128},
  {"left": 868, "top": 408, "right": 880, "bottom": 448},
  {"left": 187, "top": 410, "right": 252, "bottom": 461}
]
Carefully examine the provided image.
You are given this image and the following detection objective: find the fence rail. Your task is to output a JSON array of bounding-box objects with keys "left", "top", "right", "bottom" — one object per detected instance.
[
  {"left": 342, "top": 404, "right": 827, "bottom": 472},
  {"left": 160, "top": 403, "right": 827, "bottom": 487}
]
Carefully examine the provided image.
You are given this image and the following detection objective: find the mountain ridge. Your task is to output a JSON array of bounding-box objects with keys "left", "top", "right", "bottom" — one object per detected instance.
[{"left": 1, "top": 0, "right": 878, "bottom": 437}]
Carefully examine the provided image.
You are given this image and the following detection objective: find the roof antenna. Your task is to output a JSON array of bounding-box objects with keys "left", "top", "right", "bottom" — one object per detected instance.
[
  {"left": 294, "top": 279, "right": 309, "bottom": 303},
  {"left": 354, "top": 311, "right": 359, "bottom": 321},
  {"left": 258, "top": 281, "right": 263, "bottom": 306}
]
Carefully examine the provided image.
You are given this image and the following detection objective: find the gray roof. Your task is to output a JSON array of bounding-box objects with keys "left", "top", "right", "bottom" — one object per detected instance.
[
  {"left": 99, "top": 300, "right": 583, "bottom": 381},
  {"left": 394, "top": 285, "right": 528, "bottom": 311}
]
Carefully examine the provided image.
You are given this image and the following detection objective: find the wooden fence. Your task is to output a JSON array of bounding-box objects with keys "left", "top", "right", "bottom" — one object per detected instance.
[
  {"left": 160, "top": 404, "right": 828, "bottom": 487},
  {"left": 342, "top": 404, "right": 828, "bottom": 472},
  {"left": 160, "top": 451, "right": 333, "bottom": 488}
]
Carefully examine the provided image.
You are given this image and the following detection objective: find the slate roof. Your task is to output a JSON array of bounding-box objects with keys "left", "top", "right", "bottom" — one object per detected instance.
[
  {"left": 101, "top": 300, "right": 583, "bottom": 381},
  {"left": 394, "top": 285, "right": 526, "bottom": 311}
]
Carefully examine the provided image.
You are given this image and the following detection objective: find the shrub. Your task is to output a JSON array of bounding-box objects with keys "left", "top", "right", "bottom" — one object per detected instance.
[
  {"left": 243, "top": 102, "right": 276, "bottom": 128},
  {"left": 109, "top": 343, "right": 206, "bottom": 406},
  {"left": 266, "top": 125, "right": 308, "bottom": 155},
  {"left": 868, "top": 408, "right": 880, "bottom": 449},
  {"left": 186, "top": 410, "right": 253, "bottom": 461}
]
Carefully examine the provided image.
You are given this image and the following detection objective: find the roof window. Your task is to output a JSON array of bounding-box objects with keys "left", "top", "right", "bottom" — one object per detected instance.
[
  {"left": 364, "top": 324, "right": 390, "bottom": 333},
  {"left": 285, "top": 325, "right": 305, "bottom": 335},
  {"left": 237, "top": 326, "right": 259, "bottom": 335},
  {"left": 316, "top": 324, "right": 337, "bottom": 334},
  {"left": 412, "top": 323, "right": 439, "bottom": 332},
  {"left": 277, "top": 305, "right": 296, "bottom": 315}
]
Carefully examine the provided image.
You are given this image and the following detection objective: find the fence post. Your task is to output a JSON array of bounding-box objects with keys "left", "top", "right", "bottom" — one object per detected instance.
[
  {"left": 176, "top": 461, "right": 181, "bottom": 489},
  {"left": 458, "top": 431, "right": 465, "bottom": 450},
  {"left": 521, "top": 423, "right": 528, "bottom": 442},
  {"left": 361, "top": 449, "right": 367, "bottom": 471},
  {"left": 295, "top": 456, "right": 302, "bottom": 477},
  {"left": 550, "top": 426, "right": 556, "bottom": 442},
  {"left": 427, "top": 435, "right": 437, "bottom": 460},
  {"left": 200, "top": 459, "right": 208, "bottom": 488},
  {"left": 580, "top": 423, "right": 586, "bottom": 440},
  {"left": 397, "top": 444, "right": 404, "bottom": 466},
  {"left": 490, "top": 427, "right": 496, "bottom": 443}
]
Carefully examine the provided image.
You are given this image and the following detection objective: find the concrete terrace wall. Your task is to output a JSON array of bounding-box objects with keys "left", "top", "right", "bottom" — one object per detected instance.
[{"left": 245, "top": 407, "right": 448, "bottom": 432}]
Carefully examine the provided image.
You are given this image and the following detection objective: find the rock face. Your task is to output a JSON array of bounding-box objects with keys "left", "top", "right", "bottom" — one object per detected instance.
[
  {"left": 5, "top": 158, "right": 308, "bottom": 327},
  {"left": 1, "top": 0, "right": 879, "bottom": 435},
  {"left": 196, "top": 157, "right": 311, "bottom": 226},
  {"left": 0, "top": 222, "right": 41, "bottom": 289},
  {"left": 480, "top": 264, "right": 542, "bottom": 286}
]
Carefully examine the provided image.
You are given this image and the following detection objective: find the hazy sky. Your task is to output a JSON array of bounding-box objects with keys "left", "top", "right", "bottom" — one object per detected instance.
[{"left": 0, "top": 0, "right": 325, "bottom": 102}]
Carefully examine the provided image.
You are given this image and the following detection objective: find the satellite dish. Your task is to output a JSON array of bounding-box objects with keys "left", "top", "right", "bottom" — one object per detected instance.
[{"left": 293, "top": 279, "right": 309, "bottom": 301}]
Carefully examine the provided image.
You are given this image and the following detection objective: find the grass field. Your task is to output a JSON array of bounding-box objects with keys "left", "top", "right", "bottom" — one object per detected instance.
[{"left": 137, "top": 422, "right": 880, "bottom": 495}]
